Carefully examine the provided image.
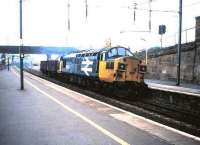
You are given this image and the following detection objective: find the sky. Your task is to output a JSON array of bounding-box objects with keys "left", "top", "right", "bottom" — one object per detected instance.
[{"left": 0, "top": 0, "right": 200, "bottom": 52}]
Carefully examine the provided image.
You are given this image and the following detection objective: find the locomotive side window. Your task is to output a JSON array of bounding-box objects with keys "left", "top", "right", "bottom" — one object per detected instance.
[
  {"left": 63, "top": 59, "right": 66, "bottom": 68},
  {"left": 100, "top": 52, "right": 106, "bottom": 61},
  {"left": 100, "top": 54, "right": 103, "bottom": 61}
]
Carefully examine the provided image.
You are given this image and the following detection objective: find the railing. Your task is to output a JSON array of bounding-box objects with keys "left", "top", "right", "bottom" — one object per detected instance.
[{"left": 161, "top": 26, "right": 195, "bottom": 48}]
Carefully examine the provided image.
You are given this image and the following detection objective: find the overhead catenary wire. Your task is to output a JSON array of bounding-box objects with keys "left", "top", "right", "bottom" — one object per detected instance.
[
  {"left": 130, "top": 0, "right": 153, "bottom": 31},
  {"left": 126, "top": 0, "right": 179, "bottom": 32},
  {"left": 184, "top": 0, "right": 200, "bottom": 7},
  {"left": 134, "top": 0, "right": 158, "bottom": 6},
  {"left": 128, "top": 6, "right": 178, "bottom": 13},
  {"left": 81, "top": 0, "right": 198, "bottom": 42}
]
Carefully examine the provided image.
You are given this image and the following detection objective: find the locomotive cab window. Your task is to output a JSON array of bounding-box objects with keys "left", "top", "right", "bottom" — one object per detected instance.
[
  {"left": 118, "top": 47, "right": 126, "bottom": 56},
  {"left": 108, "top": 48, "right": 117, "bottom": 58},
  {"left": 118, "top": 47, "right": 133, "bottom": 57},
  {"left": 125, "top": 49, "right": 133, "bottom": 56},
  {"left": 107, "top": 47, "right": 133, "bottom": 59}
]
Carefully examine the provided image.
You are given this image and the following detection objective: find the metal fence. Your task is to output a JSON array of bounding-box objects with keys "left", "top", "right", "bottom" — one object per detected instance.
[{"left": 161, "top": 26, "right": 195, "bottom": 48}]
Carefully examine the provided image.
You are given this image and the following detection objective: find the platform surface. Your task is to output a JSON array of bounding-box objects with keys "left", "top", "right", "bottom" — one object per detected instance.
[
  {"left": 145, "top": 79, "right": 200, "bottom": 97},
  {"left": 0, "top": 68, "right": 200, "bottom": 145}
]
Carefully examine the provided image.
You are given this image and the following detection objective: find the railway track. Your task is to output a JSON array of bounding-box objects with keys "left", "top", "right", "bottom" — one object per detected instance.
[{"left": 24, "top": 68, "right": 200, "bottom": 136}]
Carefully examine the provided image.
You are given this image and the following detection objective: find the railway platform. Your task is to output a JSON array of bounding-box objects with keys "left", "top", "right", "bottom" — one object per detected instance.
[
  {"left": 0, "top": 69, "right": 200, "bottom": 145},
  {"left": 145, "top": 79, "right": 200, "bottom": 97}
]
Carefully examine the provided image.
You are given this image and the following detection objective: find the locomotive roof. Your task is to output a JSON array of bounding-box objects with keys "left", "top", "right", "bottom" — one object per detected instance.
[
  {"left": 99, "top": 46, "right": 129, "bottom": 52},
  {"left": 63, "top": 49, "right": 98, "bottom": 58},
  {"left": 63, "top": 46, "right": 130, "bottom": 58}
]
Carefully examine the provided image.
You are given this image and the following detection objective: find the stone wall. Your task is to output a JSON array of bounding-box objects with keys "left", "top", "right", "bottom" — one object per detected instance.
[
  {"left": 140, "top": 42, "right": 198, "bottom": 83},
  {"left": 137, "top": 17, "right": 200, "bottom": 84}
]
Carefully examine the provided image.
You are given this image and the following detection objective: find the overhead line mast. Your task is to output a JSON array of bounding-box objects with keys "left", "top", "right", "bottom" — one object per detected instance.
[
  {"left": 19, "top": 0, "right": 24, "bottom": 90},
  {"left": 67, "top": 0, "right": 70, "bottom": 31},
  {"left": 148, "top": 0, "right": 152, "bottom": 32},
  {"left": 85, "top": 0, "right": 88, "bottom": 20},
  {"left": 176, "top": 0, "right": 183, "bottom": 86},
  {"left": 133, "top": 2, "right": 137, "bottom": 23}
]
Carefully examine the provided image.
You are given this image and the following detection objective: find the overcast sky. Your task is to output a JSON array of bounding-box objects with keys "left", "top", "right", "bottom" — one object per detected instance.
[{"left": 0, "top": 0, "right": 200, "bottom": 52}]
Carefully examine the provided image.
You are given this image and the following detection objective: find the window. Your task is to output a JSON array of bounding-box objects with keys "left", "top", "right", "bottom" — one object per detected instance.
[
  {"left": 102, "top": 53, "right": 105, "bottom": 60},
  {"left": 125, "top": 49, "right": 133, "bottom": 56},
  {"left": 106, "top": 61, "right": 114, "bottom": 69},
  {"left": 108, "top": 48, "right": 117, "bottom": 58},
  {"left": 100, "top": 54, "right": 103, "bottom": 61},
  {"left": 117, "top": 47, "right": 133, "bottom": 56},
  {"left": 100, "top": 52, "right": 106, "bottom": 61},
  {"left": 63, "top": 59, "right": 66, "bottom": 68},
  {"left": 118, "top": 47, "right": 126, "bottom": 56},
  {"left": 106, "top": 47, "right": 133, "bottom": 59}
]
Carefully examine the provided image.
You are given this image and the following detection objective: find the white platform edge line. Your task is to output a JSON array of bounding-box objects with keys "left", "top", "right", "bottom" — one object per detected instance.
[
  {"left": 149, "top": 85, "right": 200, "bottom": 97},
  {"left": 12, "top": 68, "right": 131, "bottom": 145},
  {"left": 13, "top": 67, "right": 200, "bottom": 142}
]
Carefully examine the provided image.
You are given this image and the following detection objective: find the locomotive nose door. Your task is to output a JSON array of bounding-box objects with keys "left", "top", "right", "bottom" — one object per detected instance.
[{"left": 99, "top": 49, "right": 116, "bottom": 82}]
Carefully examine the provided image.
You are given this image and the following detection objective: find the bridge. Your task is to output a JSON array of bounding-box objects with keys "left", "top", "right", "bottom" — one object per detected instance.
[{"left": 0, "top": 45, "right": 77, "bottom": 54}]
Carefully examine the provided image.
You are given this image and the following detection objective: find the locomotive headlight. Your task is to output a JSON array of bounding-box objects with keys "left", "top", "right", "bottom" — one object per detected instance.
[
  {"left": 139, "top": 65, "right": 147, "bottom": 73},
  {"left": 118, "top": 63, "right": 126, "bottom": 70}
]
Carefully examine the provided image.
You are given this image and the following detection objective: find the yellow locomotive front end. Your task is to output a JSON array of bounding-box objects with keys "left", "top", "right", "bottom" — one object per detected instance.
[{"left": 99, "top": 46, "right": 147, "bottom": 83}]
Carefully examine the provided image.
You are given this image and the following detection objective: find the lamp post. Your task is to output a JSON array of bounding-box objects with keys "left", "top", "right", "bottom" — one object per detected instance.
[
  {"left": 141, "top": 38, "right": 148, "bottom": 64},
  {"left": 19, "top": 0, "right": 24, "bottom": 90}
]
